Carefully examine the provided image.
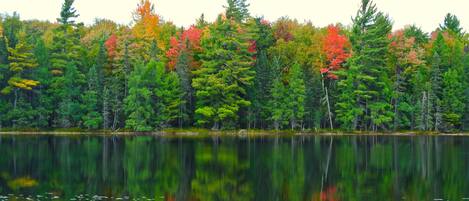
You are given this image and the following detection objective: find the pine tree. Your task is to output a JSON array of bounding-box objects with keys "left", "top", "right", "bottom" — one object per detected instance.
[
  {"left": 246, "top": 17, "right": 275, "bottom": 129},
  {"left": 286, "top": 63, "right": 306, "bottom": 129},
  {"left": 124, "top": 62, "right": 154, "bottom": 131},
  {"left": 49, "top": 0, "right": 84, "bottom": 127},
  {"left": 336, "top": 0, "right": 393, "bottom": 131},
  {"left": 442, "top": 68, "right": 465, "bottom": 130},
  {"left": 57, "top": 0, "right": 79, "bottom": 25},
  {"left": 56, "top": 63, "right": 84, "bottom": 128},
  {"left": 439, "top": 13, "right": 464, "bottom": 36},
  {"left": 2, "top": 31, "right": 39, "bottom": 109},
  {"left": 146, "top": 61, "right": 183, "bottom": 128},
  {"left": 269, "top": 71, "right": 288, "bottom": 130},
  {"left": 192, "top": 16, "right": 254, "bottom": 129},
  {"left": 225, "top": 0, "right": 250, "bottom": 22},
  {"left": 81, "top": 65, "right": 102, "bottom": 129},
  {"left": 174, "top": 50, "right": 193, "bottom": 127},
  {"left": 33, "top": 39, "right": 53, "bottom": 127}
]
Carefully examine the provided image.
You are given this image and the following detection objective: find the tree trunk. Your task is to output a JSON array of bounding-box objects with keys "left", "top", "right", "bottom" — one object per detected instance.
[
  {"left": 13, "top": 89, "right": 18, "bottom": 110},
  {"left": 321, "top": 75, "right": 334, "bottom": 130}
]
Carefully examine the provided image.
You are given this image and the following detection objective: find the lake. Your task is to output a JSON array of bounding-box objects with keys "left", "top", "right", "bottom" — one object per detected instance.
[{"left": 0, "top": 134, "right": 468, "bottom": 200}]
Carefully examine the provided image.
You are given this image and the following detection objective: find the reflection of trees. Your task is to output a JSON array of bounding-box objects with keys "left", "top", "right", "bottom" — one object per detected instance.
[
  {"left": 191, "top": 139, "right": 253, "bottom": 201},
  {"left": 0, "top": 136, "right": 469, "bottom": 200}
]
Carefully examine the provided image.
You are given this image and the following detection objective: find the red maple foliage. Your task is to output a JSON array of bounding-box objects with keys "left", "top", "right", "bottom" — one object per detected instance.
[
  {"left": 248, "top": 40, "right": 257, "bottom": 57},
  {"left": 166, "top": 25, "right": 202, "bottom": 70},
  {"left": 104, "top": 34, "right": 118, "bottom": 60},
  {"left": 322, "top": 25, "right": 350, "bottom": 80}
]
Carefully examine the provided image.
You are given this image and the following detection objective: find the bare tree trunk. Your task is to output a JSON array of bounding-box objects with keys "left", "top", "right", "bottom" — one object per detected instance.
[
  {"left": 321, "top": 75, "right": 334, "bottom": 130},
  {"left": 13, "top": 89, "right": 18, "bottom": 110}
]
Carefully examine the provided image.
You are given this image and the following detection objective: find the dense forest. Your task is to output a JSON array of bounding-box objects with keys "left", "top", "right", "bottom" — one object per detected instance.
[{"left": 1, "top": 0, "right": 468, "bottom": 132}]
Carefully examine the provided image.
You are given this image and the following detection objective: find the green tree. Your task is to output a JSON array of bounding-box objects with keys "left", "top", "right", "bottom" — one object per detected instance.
[
  {"left": 57, "top": 0, "right": 79, "bottom": 25},
  {"left": 225, "top": 0, "right": 250, "bottom": 22},
  {"left": 174, "top": 49, "right": 193, "bottom": 127},
  {"left": 442, "top": 68, "right": 465, "bottom": 130},
  {"left": 152, "top": 61, "right": 184, "bottom": 128},
  {"left": 246, "top": 17, "right": 275, "bottom": 129},
  {"left": 192, "top": 16, "right": 254, "bottom": 129},
  {"left": 430, "top": 53, "right": 443, "bottom": 131},
  {"left": 1, "top": 31, "right": 39, "bottom": 109},
  {"left": 56, "top": 63, "right": 84, "bottom": 128},
  {"left": 49, "top": 0, "right": 84, "bottom": 127},
  {"left": 269, "top": 64, "right": 288, "bottom": 130},
  {"left": 124, "top": 62, "right": 154, "bottom": 131},
  {"left": 439, "top": 13, "right": 464, "bottom": 36},
  {"left": 286, "top": 63, "right": 306, "bottom": 129},
  {"left": 336, "top": 0, "right": 393, "bottom": 131},
  {"left": 81, "top": 65, "right": 102, "bottom": 129}
]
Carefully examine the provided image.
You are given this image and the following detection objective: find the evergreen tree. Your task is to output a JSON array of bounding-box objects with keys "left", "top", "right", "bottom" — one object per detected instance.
[
  {"left": 225, "top": 0, "right": 250, "bottom": 22},
  {"left": 81, "top": 66, "right": 102, "bottom": 129},
  {"left": 246, "top": 17, "right": 275, "bottom": 129},
  {"left": 175, "top": 49, "right": 193, "bottom": 127},
  {"left": 286, "top": 63, "right": 305, "bottom": 129},
  {"left": 2, "top": 12, "right": 22, "bottom": 48},
  {"left": 442, "top": 68, "right": 465, "bottom": 130},
  {"left": 336, "top": 0, "right": 393, "bottom": 131},
  {"left": 49, "top": 0, "right": 84, "bottom": 127},
  {"left": 430, "top": 53, "right": 443, "bottom": 131},
  {"left": 0, "top": 31, "right": 39, "bottom": 128},
  {"left": 439, "top": 13, "right": 464, "bottom": 36},
  {"left": 2, "top": 31, "right": 39, "bottom": 109},
  {"left": 33, "top": 39, "right": 53, "bottom": 127},
  {"left": 56, "top": 63, "right": 84, "bottom": 128},
  {"left": 153, "top": 61, "right": 184, "bottom": 128},
  {"left": 124, "top": 62, "right": 154, "bottom": 131},
  {"left": 269, "top": 70, "right": 288, "bottom": 130},
  {"left": 57, "top": 0, "right": 79, "bottom": 25},
  {"left": 192, "top": 16, "right": 254, "bottom": 129}
]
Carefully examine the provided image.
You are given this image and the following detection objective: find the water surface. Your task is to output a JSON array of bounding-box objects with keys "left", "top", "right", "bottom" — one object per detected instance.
[{"left": 0, "top": 135, "right": 468, "bottom": 200}]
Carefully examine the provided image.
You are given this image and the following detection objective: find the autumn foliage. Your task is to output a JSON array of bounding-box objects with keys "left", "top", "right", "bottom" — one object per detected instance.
[
  {"left": 322, "top": 25, "right": 350, "bottom": 80},
  {"left": 132, "top": 0, "right": 160, "bottom": 40},
  {"left": 104, "top": 34, "right": 117, "bottom": 59},
  {"left": 166, "top": 25, "right": 202, "bottom": 70}
]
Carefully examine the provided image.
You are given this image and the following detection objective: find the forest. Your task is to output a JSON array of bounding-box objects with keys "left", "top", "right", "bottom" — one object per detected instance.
[{"left": 0, "top": 0, "right": 468, "bottom": 132}]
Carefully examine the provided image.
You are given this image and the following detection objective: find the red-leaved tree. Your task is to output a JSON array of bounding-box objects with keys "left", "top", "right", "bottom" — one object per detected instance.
[
  {"left": 166, "top": 25, "right": 202, "bottom": 70},
  {"left": 104, "top": 34, "right": 118, "bottom": 60},
  {"left": 321, "top": 25, "right": 350, "bottom": 129},
  {"left": 322, "top": 25, "right": 350, "bottom": 80}
]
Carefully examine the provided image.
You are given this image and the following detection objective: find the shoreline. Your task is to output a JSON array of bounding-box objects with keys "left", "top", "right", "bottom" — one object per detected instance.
[{"left": 1, "top": 130, "right": 469, "bottom": 137}]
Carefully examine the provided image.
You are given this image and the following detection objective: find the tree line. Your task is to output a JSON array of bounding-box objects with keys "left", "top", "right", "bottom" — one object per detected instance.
[{"left": 1, "top": 0, "right": 468, "bottom": 132}]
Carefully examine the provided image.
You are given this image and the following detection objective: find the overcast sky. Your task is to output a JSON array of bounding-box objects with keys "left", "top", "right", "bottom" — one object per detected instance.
[{"left": 1, "top": 0, "right": 468, "bottom": 32}]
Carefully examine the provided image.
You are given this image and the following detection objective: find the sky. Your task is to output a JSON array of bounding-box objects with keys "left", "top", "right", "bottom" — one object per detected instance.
[{"left": 1, "top": 0, "right": 468, "bottom": 32}]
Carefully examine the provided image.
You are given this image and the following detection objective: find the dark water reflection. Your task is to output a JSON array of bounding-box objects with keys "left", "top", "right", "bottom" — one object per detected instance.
[{"left": 0, "top": 135, "right": 468, "bottom": 201}]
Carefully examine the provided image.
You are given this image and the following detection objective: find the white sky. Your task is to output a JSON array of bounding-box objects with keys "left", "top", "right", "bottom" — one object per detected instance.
[{"left": 1, "top": 0, "right": 468, "bottom": 32}]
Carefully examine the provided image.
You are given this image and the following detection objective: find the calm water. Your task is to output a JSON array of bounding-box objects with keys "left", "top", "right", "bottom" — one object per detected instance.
[{"left": 0, "top": 135, "right": 468, "bottom": 201}]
